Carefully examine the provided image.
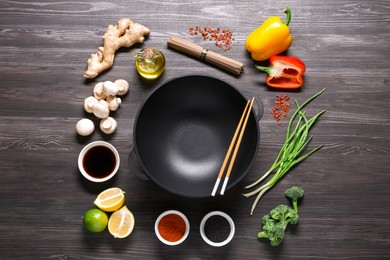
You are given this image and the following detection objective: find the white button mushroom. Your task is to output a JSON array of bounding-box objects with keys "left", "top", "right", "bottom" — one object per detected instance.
[
  {"left": 114, "top": 79, "right": 129, "bottom": 96},
  {"left": 100, "top": 117, "right": 117, "bottom": 134},
  {"left": 93, "top": 82, "right": 107, "bottom": 100},
  {"left": 92, "top": 100, "right": 110, "bottom": 119},
  {"left": 76, "top": 118, "right": 95, "bottom": 136},
  {"left": 83, "top": 96, "right": 99, "bottom": 113},
  {"left": 80, "top": 78, "right": 129, "bottom": 136},
  {"left": 103, "top": 81, "right": 119, "bottom": 97},
  {"left": 106, "top": 96, "right": 122, "bottom": 111}
]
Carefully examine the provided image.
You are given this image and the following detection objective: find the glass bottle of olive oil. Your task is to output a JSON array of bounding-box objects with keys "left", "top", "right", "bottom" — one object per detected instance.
[{"left": 134, "top": 48, "right": 165, "bottom": 79}]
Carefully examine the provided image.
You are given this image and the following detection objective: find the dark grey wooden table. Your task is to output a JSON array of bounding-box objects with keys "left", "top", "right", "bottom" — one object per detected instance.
[{"left": 1, "top": 0, "right": 389, "bottom": 259}]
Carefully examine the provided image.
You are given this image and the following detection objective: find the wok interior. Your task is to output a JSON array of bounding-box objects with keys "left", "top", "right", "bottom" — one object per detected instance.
[{"left": 135, "top": 76, "right": 258, "bottom": 197}]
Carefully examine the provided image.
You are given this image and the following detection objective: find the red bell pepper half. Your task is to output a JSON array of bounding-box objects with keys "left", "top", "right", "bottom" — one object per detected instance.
[{"left": 255, "top": 56, "right": 306, "bottom": 89}]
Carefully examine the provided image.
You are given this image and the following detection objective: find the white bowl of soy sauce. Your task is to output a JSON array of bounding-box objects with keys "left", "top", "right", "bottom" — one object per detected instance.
[
  {"left": 200, "top": 211, "right": 235, "bottom": 247},
  {"left": 78, "top": 141, "right": 120, "bottom": 182}
]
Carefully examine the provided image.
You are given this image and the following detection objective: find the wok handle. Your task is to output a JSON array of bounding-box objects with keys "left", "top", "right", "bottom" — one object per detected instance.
[
  {"left": 244, "top": 92, "right": 264, "bottom": 122},
  {"left": 128, "top": 149, "right": 150, "bottom": 180}
]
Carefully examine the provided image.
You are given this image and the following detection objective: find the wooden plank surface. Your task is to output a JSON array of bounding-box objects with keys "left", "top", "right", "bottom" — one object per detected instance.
[{"left": 0, "top": 0, "right": 389, "bottom": 259}]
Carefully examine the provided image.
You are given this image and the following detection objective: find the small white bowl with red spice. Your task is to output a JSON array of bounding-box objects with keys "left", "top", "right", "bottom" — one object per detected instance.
[{"left": 155, "top": 210, "right": 190, "bottom": 246}]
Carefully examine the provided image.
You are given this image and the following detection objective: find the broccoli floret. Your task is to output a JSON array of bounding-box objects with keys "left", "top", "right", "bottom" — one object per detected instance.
[
  {"left": 257, "top": 187, "right": 304, "bottom": 247},
  {"left": 257, "top": 205, "right": 299, "bottom": 247},
  {"left": 258, "top": 219, "right": 285, "bottom": 247},
  {"left": 270, "top": 204, "right": 299, "bottom": 226},
  {"left": 285, "top": 186, "right": 304, "bottom": 213}
]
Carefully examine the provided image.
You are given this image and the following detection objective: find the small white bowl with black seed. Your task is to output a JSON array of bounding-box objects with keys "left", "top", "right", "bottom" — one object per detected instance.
[{"left": 200, "top": 211, "right": 235, "bottom": 247}]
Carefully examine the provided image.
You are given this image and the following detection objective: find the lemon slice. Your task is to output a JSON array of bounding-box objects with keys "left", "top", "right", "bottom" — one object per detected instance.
[
  {"left": 94, "top": 187, "right": 125, "bottom": 212},
  {"left": 108, "top": 206, "right": 135, "bottom": 238}
]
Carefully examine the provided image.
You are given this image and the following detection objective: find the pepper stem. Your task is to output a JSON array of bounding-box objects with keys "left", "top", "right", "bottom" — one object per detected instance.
[
  {"left": 255, "top": 65, "right": 273, "bottom": 76},
  {"left": 284, "top": 7, "right": 291, "bottom": 26}
]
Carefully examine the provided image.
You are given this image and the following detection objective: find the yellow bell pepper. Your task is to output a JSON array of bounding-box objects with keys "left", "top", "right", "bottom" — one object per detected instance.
[{"left": 246, "top": 7, "right": 293, "bottom": 61}]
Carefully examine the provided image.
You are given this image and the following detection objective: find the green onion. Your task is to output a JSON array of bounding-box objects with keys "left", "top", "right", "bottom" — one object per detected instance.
[{"left": 243, "top": 88, "right": 326, "bottom": 215}]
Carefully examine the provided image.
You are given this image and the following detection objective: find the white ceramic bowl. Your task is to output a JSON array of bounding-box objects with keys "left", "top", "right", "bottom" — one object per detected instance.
[
  {"left": 78, "top": 141, "right": 120, "bottom": 182},
  {"left": 155, "top": 210, "right": 190, "bottom": 246},
  {"left": 200, "top": 211, "right": 235, "bottom": 247}
]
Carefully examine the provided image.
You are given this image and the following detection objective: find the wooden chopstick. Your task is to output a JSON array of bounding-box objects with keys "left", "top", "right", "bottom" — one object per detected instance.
[{"left": 211, "top": 97, "right": 255, "bottom": 196}]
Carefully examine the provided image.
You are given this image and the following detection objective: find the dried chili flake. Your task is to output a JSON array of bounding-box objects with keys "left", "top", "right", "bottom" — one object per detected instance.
[
  {"left": 188, "top": 25, "right": 235, "bottom": 51},
  {"left": 272, "top": 94, "right": 290, "bottom": 125}
]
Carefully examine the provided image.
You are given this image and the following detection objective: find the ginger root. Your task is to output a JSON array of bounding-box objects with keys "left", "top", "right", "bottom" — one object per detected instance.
[{"left": 84, "top": 18, "right": 150, "bottom": 79}]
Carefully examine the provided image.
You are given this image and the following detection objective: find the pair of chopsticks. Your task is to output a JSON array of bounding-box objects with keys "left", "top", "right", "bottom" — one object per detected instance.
[{"left": 211, "top": 97, "right": 255, "bottom": 196}]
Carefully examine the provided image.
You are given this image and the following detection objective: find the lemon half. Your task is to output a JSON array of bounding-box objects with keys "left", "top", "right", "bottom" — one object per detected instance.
[
  {"left": 108, "top": 206, "right": 135, "bottom": 238},
  {"left": 94, "top": 187, "right": 125, "bottom": 212}
]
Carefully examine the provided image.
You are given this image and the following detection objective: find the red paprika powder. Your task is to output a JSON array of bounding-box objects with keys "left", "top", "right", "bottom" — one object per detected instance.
[{"left": 158, "top": 213, "right": 186, "bottom": 242}]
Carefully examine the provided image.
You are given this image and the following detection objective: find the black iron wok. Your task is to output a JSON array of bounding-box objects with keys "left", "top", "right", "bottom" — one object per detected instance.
[{"left": 128, "top": 75, "right": 263, "bottom": 198}]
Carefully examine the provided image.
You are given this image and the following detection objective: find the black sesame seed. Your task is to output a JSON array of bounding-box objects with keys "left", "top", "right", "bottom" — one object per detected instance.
[{"left": 204, "top": 215, "right": 231, "bottom": 243}]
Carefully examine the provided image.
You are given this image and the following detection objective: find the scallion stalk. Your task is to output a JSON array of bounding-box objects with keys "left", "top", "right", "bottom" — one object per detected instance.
[{"left": 243, "top": 88, "right": 326, "bottom": 215}]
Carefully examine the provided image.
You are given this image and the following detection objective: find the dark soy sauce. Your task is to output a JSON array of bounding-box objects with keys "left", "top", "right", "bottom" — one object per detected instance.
[{"left": 82, "top": 145, "right": 116, "bottom": 178}]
